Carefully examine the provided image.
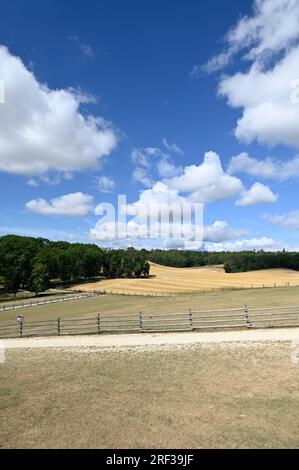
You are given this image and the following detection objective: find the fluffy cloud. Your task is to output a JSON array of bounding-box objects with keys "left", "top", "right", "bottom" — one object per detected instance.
[
  {"left": 204, "top": 0, "right": 299, "bottom": 73},
  {"left": 200, "top": 0, "right": 299, "bottom": 148},
  {"left": 228, "top": 152, "right": 299, "bottom": 181},
  {"left": 219, "top": 47, "right": 299, "bottom": 147},
  {"left": 127, "top": 151, "right": 245, "bottom": 231},
  {"left": 93, "top": 149, "right": 248, "bottom": 246},
  {"left": 90, "top": 217, "right": 299, "bottom": 252},
  {"left": 236, "top": 182, "right": 278, "bottom": 206},
  {"left": 205, "top": 237, "right": 279, "bottom": 252},
  {"left": 26, "top": 192, "right": 93, "bottom": 217},
  {"left": 166, "top": 151, "right": 243, "bottom": 202},
  {"left": 98, "top": 175, "right": 115, "bottom": 193},
  {"left": 265, "top": 210, "right": 299, "bottom": 230},
  {"left": 0, "top": 46, "right": 117, "bottom": 176},
  {"left": 126, "top": 182, "right": 188, "bottom": 221},
  {"left": 203, "top": 221, "right": 247, "bottom": 242},
  {"left": 103, "top": 231, "right": 291, "bottom": 253},
  {"left": 157, "top": 158, "right": 183, "bottom": 178}
]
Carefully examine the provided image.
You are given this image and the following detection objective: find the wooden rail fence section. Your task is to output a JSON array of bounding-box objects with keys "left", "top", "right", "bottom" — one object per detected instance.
[
  {"left": 87, "top": 282, "right": 298, "bottom": 296},
  {"left": 0, "top": 292, "right": 101, "bottom": 313},
  {"left": 1, "top": 305, "right": 299, "bottom": 339}
]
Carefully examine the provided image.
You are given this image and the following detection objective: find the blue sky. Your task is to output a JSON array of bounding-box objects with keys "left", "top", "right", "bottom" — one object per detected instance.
[{"left": 0, "top": 0, "right": 299, "bottom": 251}]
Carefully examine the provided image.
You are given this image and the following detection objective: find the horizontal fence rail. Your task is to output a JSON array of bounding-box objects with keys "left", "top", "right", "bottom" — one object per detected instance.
[
  {"left": 0, "top": 292, "right": 101, "bottom": 312},
  {"left": 90, "top": 282, "right": 299, "bottom": 297},
  {"left": 1, "top": 304, "right": 299, "bottom": 339}
]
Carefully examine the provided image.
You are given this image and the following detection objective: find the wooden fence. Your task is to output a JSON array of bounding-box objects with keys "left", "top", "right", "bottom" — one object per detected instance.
[
  {"left": 1, "top": 305, "right": 299, "bottom": 339},
  {"left": 0, "top": 292, "right": 101, "bottom": 313},
  {"left": 90, "top": 282, "right": 298, "bottom": 297}
]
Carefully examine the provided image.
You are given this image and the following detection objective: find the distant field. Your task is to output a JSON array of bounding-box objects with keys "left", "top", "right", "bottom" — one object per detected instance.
[
  {"left": 1, "top": 285, "right": 299, "bottom": 326},
  {"left": 1, "top": 342, "right": 299, "bottom": 448},
  {"left": 75, "top": 263, "right": 299, "bottom": 296}
]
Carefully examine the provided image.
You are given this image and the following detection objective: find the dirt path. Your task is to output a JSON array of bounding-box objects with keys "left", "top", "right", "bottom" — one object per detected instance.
[{"left": 2, "top": 327, "right": 299, "bottom": 351}]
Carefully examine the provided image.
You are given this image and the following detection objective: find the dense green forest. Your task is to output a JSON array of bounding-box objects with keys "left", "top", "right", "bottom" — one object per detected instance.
[
  {"left": 0, "top": 235, "right": 150, "bottom": 295},
  {"left": 1, "top": 234, "right": 299, "bottom": 295},
  {"left": 145, "top": 249, "right": 225, "bottom": 267}
]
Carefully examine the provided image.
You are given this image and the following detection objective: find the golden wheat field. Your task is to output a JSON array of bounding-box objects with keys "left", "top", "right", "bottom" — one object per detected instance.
[{"left": 75, "top": 263, "right": 299, "bottom": 296}]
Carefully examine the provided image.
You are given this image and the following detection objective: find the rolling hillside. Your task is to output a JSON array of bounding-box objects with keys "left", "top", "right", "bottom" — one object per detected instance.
[{"left": 75, "top": 263, "right": 299, "bottom": 296}]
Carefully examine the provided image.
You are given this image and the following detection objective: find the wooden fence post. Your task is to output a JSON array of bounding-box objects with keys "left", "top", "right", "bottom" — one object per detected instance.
[
  {"left": 244, "top": 304, "right": 251, "bottom": 328},
  {"left": 97, "top": 313, "right": 101, "bottom": 334},
  {"left": 139, "top": 312, "right": 143, "bottom": 332},
  {"left": 57, "top": 318, "right": 61, "bottom": 336},
  {"left": 19, "top": 319, "right": 23, "bottom": 338},
  {"left": 188, "top": 308, "right": 193, "bottom": 330}
]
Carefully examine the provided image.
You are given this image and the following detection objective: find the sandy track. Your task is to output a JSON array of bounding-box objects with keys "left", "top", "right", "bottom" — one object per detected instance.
[{"left": 2, "top": 327, "right": 299, "bottom": 351}]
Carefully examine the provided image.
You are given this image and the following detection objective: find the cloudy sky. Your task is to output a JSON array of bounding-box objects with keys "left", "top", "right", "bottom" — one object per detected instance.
[{"left": 0, "top": 0, "right": 299, "bottom": 251}]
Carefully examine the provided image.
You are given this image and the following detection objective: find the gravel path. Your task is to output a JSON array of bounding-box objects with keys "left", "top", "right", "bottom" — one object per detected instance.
[{"left": 2, "top": 327, "right": 299, "bottom": 351}]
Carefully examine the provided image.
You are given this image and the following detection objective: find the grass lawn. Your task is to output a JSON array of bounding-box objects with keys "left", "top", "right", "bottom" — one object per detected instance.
[
  {"left": 0, "top": 342, "right": 299, "bottom": 448},
  {"left": 0, "top": 286, "right": 299, "bottom": 326}
]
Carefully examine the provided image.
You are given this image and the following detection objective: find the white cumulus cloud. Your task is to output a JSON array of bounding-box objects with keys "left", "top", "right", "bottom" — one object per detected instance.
[
  {"left": 126, "top": 182, "right": 188, "bottom": 221},
  {"left": 219, "top": 47, "right": 299, "bottom": 147},
  {"left": 157, "top": 158, "right": 183, "bottom": 178},
  {"left": 205, "top": 237, "right": 279, "bottom": 252},
  {"left": 236, "top": 182, "right": 278, "bottom": 206},
  {"left": 0, "top": 45, "right": 117, "bottom": 176},
  {"left": 202, "top": 0, "right": 299, "bottom": 73},
  {"left": 203, "top": 221, "right": 247, "bottom": 243},
  {"left": 166, "top": 151, "right": 243, "bottom": 202},
  {"left": 228, "top": 152, "right": 299, "bottom": 181},
  {"left": 199, "top": 0, "right": 299, "bottom": 148},
  {"left": 26, "top": 192, "right": 93, "bottom": 217}
]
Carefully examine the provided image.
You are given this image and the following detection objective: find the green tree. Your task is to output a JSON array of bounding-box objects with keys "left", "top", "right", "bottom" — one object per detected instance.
[{"left": 28, "top": 263, "right": 50, "bottom": 296}]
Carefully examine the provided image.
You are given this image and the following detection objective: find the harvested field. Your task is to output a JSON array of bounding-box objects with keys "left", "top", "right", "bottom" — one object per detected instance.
[{"left": 75, "top": 263, "right": 299, "bottom": 296}]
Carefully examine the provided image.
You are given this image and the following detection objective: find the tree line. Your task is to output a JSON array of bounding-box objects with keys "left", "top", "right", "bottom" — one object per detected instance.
[
  {"left": 222, "top": 250, "right": 299, "bottom": 273},
  {"left": 1, "top": 234, "right": 298, "bottom": 296},
  {"left": 0, "top": 235, "right": 150, "bottom": 295},
  {"left": 144, "top": 248, "right": 299, "bottom": 272},
  {"left": 144, "top": 249, "right": 226, "bottom": 268}
]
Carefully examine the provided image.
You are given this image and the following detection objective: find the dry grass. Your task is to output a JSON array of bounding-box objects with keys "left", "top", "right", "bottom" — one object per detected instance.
[
  {"left": 75, "top": 263, "right": 299, "bottom": 295},
  {"left": 1, "top": 342, "right": 299, "bottom": 448},
  {"left": 1, "top": 285, "right": 299, "bottom": 326}
]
